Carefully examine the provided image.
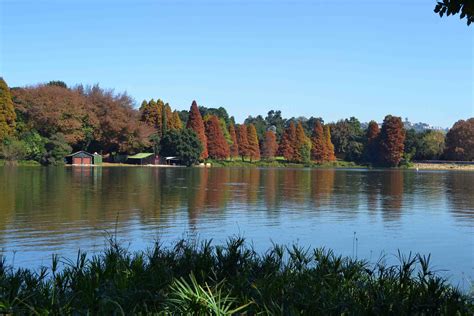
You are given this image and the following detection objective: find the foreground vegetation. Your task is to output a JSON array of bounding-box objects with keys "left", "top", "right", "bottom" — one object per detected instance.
[{"left": 1, "top": 237, "right": 472, "bottom": 315}]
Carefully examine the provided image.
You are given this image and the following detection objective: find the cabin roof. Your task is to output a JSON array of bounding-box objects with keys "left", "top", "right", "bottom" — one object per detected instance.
[
  {"left": 67, "top": 151, "right": 94, "bottom": 157},
  {"left": 127, "top": 153, "right": 154, "bottom": 159}
]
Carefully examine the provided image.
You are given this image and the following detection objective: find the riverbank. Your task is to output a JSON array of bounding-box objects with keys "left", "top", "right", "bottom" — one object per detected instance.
[
  {"left": 412, "top": 162, "right": 474, "bottom": 171},
  {"left": 207, "top": 159, "right": 364, "bottom": 169},
  {"left": 0, "top": 237, "right": 472, "bottom": 315},
  {"left": 0, "top": 159, "right": 41, "bottom": 167}
]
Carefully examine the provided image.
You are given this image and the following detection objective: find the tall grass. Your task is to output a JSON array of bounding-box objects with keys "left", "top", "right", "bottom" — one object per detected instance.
[{"left": 1, "top": 237, "right": 472, "bottom": 315}]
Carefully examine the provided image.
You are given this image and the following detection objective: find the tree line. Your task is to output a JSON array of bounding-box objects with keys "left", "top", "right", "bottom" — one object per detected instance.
[{"left": 0, "top": 78, "right": 473, "bottom": 166}]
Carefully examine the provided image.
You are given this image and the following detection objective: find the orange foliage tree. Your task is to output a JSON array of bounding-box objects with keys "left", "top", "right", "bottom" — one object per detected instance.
[
  {"left": 324, "top": 125, "right": 336, "bottom": 162},
  {"left": 262, "top": 130, "right": 278, "bottom": 160},
  {"left": 186, "top": 100, "right": 208, "bottom": 159},
  {"left": 236, "top": 124, "right": 250, "bottom": 161},
  {"left": 170, "top": 111, "right": 183, "bottom": 130},
  {"left": 205, "top": 115, "right": 230, "bottom": 159},
  {"left": 293, "top": 121, "right": 310, "bottom": 163},
  {"left": 365, "top": 120, "right": 380, "bottom": 163},
  {"left": 247, "top": 124, "right": 260, "bottom": 161},
  {"left": 443, "top": 118, "right": 474, "bottom": 161},
  {"left": 0, "top": 78, "right": 16, "bottom": 141},
  {"left": 379, "top": 115, "right": 405, "bottom": 166},
  {"left": 311, "top": 120, "right": 325, "bottom": 162},
  {"left": 228, "top": 122, "right": 239, "bottom": 159},
  {"left": 279, "top": 122, "right": 297, "bottom": 161}
]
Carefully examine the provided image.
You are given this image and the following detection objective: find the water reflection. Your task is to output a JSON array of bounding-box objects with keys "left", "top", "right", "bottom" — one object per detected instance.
[{"left": 0, "top": 167, "right": 472, "bottom": 278}]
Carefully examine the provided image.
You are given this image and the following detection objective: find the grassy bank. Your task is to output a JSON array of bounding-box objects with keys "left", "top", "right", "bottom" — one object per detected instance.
[
  {"left": 208, "top": 158, "right": 364, "bottom": 169},
  {"left": 0, "top": 159, "right": 41, "bottom": 167},
  {"left": 412, "top": 162, "right": 474, "bottom": 171},
  {"left": 1, "top": 237, "right": 472, "bottom": 315}
]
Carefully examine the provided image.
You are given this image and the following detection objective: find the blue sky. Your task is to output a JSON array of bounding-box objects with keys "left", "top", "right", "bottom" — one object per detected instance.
[{"left": 1, "top": 0, "right": 472, "bottom": 127}]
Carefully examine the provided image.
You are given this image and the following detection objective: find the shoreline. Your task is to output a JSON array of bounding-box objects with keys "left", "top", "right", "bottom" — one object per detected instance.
[
  {"left": 411, "top": 162, "right": 474, "bottom": 171},
  {"left": 2, "top": 159, "right": 474, "bottom": 171}
]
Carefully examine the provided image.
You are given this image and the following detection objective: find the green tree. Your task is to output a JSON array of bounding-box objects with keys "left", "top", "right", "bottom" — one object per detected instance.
[
  {"left": 160, "top": 129, "right": 203, "bottom": 166},
  {"left": 417, "top": 130, "right": 445, "bottom": 160},
  {"left": 327, "top": 117, "right": 363, "bottom": 160},
  {"left": 0, "top": 138, "right": 27, "bottom": 163},
  {"left": 0, "top": 78, "right": 17, "bottom": 141},
  {"left": 41, "top": 133, "right": 72, "bottom": 165},
  {"left": 20, "top": 130, "right": 46, "bottom": 161},
  {"left": 47, "top": 80, "right": 68, "bottom": 89}
]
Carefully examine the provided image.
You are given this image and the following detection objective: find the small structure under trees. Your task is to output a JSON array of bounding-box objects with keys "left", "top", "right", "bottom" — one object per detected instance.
[
  {"left": 126, "top": 153, "right": 158, "bottom": 165},
  {"left": 66, "top": 151, "right": 102, "bottom": 165}
]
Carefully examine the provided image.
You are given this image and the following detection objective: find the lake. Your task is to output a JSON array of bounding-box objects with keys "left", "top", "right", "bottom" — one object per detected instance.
[{"left": 0, "top": 167, "right": 473, "bottom": 287}]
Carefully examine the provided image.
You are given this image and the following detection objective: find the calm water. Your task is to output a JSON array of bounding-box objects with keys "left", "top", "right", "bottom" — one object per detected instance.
[{"left": 0, "top": 167, "right": 473, "bottom": 285}]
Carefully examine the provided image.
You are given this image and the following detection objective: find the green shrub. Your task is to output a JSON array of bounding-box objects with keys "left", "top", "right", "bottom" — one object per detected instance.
[{"left": 0, "top": 237, "right": 472, "bottom": 315}]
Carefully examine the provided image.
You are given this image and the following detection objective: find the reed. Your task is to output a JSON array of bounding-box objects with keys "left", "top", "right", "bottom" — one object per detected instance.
[{"left": 0, "top": 237, "right": 472, "bottom": 315}]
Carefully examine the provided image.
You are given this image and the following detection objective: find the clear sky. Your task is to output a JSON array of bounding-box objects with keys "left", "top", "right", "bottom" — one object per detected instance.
[{"left": 1, "top": 0, "right": 472, "bottom": 127}]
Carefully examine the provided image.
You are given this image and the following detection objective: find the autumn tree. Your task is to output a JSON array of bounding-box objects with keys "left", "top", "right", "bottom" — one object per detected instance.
[
  {"left": 140, "top": 99, "right": 163, "bottom": 134},
  {"left": 262, "top": 130, "right": 278, "bottom": 160},
  {"left": 365, "top": 120, "right": 380, "bottom": 163},
  {"left": 311, "top": 120, "right": 325, "bottom": 162},
  {"left": 444, "top": 118, "right": 474, "bottom": 161},
  {"left": 379, "top": 115, "right": 406, "bottom": 166},
  {"left": 205, "top": 115, "right": 230, "bottom": 159},
  {"left": 228, "top": 122, "right": 239, "bottom": 159},
  {"left": 279, "top": 122, "right": 297, "bottom": 161},
  {"left": 12, "top": 84, "right": 91, "bottom": 148},
  {"left": 294, "top": 121, "right": 310, "bottom": 163},
  {"left": 170, "top": 111, "right": 183, "bottom": 130},
  {"left": 79, "top": 85, "right": 152, "bottom": 154},
  {"left": 324, "top": 125, "right": 336, "bottom": 162},
  {"left": 247, "top": 124, "right": 260, "bottom": 161},
  {"left": 0, "top": 78, "right": 16, "bottom": 141},
  {"left": 236, "top": 124, "right": 250, "bottom": 161},
  {"left": 186, "top": 100, "right": 208, "bottom": 160}
]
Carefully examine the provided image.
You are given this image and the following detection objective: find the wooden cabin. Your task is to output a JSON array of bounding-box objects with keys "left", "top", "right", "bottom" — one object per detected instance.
[{"left": 66, "top": 151, "right": 102, "bottom": 165}]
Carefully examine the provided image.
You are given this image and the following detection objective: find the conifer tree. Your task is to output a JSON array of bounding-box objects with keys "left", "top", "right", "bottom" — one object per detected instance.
[
  {"left": 186, "top": 100, "right": 208, "bottom": 159},
  {"left": 262, "top": 130, "right": 278, "bottom": 160},
  {"left": 311, "top": 120, "right": 325, "bottom": 162},
  {"left": 228, "top": 122, "right": 239, "bottom": 159},
  {"left": 0, "top": 78, "right": 16, "bottom": 141},
  {"left": 365, "top": 120, "right": 380, "bottom": 163},
  {"left": 380, "top": 115, "right": 405, "bottom": 166},
  {"left": 324, "top": 125, "right": 336, "bottom": 162},
  {"left": 140, "top": 99, "right": 163, "bottom": 136},
  {"left": 205, "top": 115, "right": 230, "bottom": 159},
  {"left": 236, "top": 124, "right": 250, "bottom": 161},
  {"left": 163, "top": 103, "right": 173, "bottom": 133},
  {"left": 247, "top": 123, "right": 260, "bottom": 161},
  {"left": 170, "top": 111, "right": 183, "bottom": 130},
  {"left": 279, "top": 122, "right": 296, "bottom": 161},
  {"left": 293, "top": 121, "right": 309, "bottom": 162}
]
